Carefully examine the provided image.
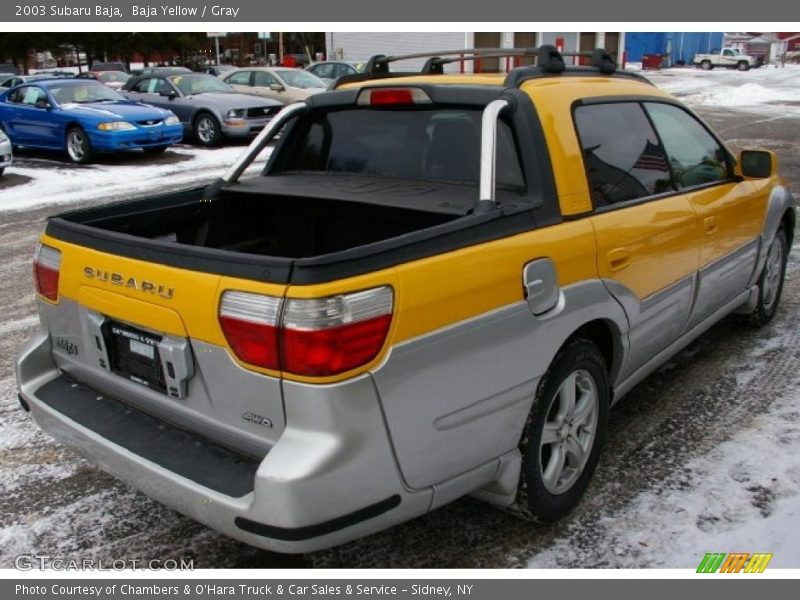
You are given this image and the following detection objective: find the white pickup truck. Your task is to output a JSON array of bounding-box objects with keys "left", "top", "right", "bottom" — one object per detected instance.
[{"left": 693, "top": 48, "right": 760, "bottom": 71}]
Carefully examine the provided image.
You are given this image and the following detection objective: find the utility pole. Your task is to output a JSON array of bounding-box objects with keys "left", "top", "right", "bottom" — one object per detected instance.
[{"left": 279, "top": 32, "right": 284, "bottom": 64}]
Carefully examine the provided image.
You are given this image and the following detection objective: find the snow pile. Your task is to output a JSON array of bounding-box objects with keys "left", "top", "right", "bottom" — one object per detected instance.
[
  {"left": 0, "top": 144, "right": 271, "bottom": 213},
  {"left": 528, "top": 338, "right": 800, "bottom": 569},
  {"left": 648, "top": 65, "right": 800, "bottom": 115}
]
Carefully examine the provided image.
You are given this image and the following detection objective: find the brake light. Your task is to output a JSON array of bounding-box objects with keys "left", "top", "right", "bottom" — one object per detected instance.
[
  {"left": 282, "top": 287, "right": 394, "bottom": 376},
  {"left": 218, "top": 286, "right": 393, "bottom": 377},
  {"left": 357, "top": 87, "right": 432, "bottom": 106},
  {"left": 33, "top": 243, "right": 61, "bottom": 301},
  {"left": 219, "top": 291, "right": 282, "bottom": 370}
]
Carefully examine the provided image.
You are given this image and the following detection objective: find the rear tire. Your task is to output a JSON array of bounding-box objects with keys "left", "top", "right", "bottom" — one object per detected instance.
[
  {"left": 750, "top": 228, "right": 788, "bottom": 326},
  {"left": 513, "top": 339, "right": 609, "bottom": 521},
  {"left": 0, "top": 167, "right": 4, "bottom": 177},
  {"left": 65, "top": 126, "right": 93, "bottom": 164},
  {"left": 737, "top": 61, "right": 750, "bottom": 71},
  {"left": 701, "top": 60, "right": 712, "bottom": 70}
]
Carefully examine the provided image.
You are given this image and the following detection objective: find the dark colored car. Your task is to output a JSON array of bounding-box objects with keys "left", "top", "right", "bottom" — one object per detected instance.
[
  {"left": 122, "top": 72, "right": 281, "bottom": 146},
  {"left": 0, "top": 78, "right": 182, "bottom": 163},
  {"left": 91, "top": 62, "right": 128, "bottom": 73}
]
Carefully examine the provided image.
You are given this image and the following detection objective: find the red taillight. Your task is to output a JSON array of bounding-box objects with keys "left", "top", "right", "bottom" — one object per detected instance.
[
  {"left": 357, "top": 87, "right": 432, "bottom": 107},
  {"left": 282, "top": 315, "right": 393, "bottom": 376},
  {"left": 33, "top": 243, "right": 61, "bottom": 301},
  {"left": 218, "top": 286, "right": 394, "bottom": 377},
  {"left": 219, "top": 291, "right": 282, "bottom": 370}
]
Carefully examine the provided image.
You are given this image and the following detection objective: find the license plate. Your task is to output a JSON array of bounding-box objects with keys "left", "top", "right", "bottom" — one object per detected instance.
[{"left": 103, "top": 321, "right": 166, "bottom": 393}]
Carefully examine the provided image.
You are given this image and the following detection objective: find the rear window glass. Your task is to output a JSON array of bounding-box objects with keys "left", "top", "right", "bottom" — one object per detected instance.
[{"left": 275, "top": 108, "right": 525, "bottom": 190}]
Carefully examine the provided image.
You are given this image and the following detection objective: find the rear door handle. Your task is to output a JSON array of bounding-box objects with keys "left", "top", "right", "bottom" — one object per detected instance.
[
  {"left": 607, "top": 248, "right": 631, "bottom": 272},
  {"left": 704, "top": 216, "right": 718, "bottom": 235}
]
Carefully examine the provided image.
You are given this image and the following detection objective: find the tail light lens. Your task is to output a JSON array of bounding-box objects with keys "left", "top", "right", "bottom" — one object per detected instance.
[
  {"left": 218, "top": 286, "right": 393, "bottom": 377},
  {"left": 282, "top": 287, "right": 393, "bottom": 376},
  {"left": 357, "top": 87, "right": 432, "bottom": 106},
  {"left": 33, "top": 243, "right": 61, "bottom": 301},
  {"left": 219, "top": 291, "right": 282, "bottom": 370}
]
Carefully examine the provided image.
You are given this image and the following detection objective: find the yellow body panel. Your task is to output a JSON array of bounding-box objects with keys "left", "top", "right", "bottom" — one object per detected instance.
[{"left": 591, "top": 196, "right": 701, "bottom": 298}]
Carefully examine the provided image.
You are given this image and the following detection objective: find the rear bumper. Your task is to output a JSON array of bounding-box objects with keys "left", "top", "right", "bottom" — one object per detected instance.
[
  {"left": 88, "top": 125, "right": 183, "bottom": 152},
  {"left": 16, "top": 332, "right": 430, "bottom": 553}
]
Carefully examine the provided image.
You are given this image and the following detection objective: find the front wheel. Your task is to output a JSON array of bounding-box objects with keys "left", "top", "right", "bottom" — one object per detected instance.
[
  {"left": 193, "top": 113, "right": 222, "bottom": 147},
  {"left": 65, "top": 127, "right": 92, "bottom": 164},
  {"left": 0, "top": 167, "right": 4, "bottom": 177},
  {"left": 750, "top": 228, "right": 788, "bottom": 326},
  {"left": 515, "top": 339, "right": 609, "bottom": 521}
]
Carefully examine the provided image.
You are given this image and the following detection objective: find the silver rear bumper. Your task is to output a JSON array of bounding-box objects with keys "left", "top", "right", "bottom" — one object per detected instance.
[{"left": 16, "top": 332, "right": 431, "bottom": 553}]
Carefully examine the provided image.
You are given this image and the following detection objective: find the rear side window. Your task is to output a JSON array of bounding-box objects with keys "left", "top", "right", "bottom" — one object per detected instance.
[
  {"left": 275, "top": 108, "right": 525, "bottom": 190},
  {"left": 574, "top": 103, "right": 673, "bottom": 206},
  {"left": 644, "top": 102, "right": 731, "bottom": 188},
  {"left": 226, "top": 71, "right": 252, "bottom": 86}
]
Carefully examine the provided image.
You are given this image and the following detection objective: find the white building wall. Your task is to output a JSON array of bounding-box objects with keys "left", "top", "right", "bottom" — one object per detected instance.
[{"left": 325, "top": 32, "right": 470, "bottom": 72}]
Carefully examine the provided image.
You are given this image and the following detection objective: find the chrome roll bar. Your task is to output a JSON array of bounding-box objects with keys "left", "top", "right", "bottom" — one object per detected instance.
[
  {"left": 478, "top": 99, "right": 510, "bottom": 211},
  {"left": 222, "top": 101, "right": 308, "bottom": 184}
]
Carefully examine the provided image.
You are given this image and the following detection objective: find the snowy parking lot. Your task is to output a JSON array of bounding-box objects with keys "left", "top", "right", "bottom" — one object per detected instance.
[{"left": 0, "top": 65, "right": 799, "bottom": 569}]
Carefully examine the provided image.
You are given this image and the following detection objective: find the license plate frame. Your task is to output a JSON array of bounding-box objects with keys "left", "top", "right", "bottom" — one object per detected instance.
[{"left": 103, "top": 321, "right": 167, "bottom": 394}]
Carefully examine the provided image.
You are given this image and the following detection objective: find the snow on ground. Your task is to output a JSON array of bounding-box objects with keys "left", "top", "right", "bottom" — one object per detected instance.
[
  {"left": 646, "top": 65, "right": 800, "bottom": 114},
  {"left": 0, "top": 144, "right": 271, "bottom": 213},
  {"left": 528, "top": 325, "right": 800, "bottom": 569}
]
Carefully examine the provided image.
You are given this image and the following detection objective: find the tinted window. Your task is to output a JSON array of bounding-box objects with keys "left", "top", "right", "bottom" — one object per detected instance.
[
  {"left": 226, "top": 71, "right": 251, "bottom": 86},
  {"left": 645, "top": 103, "right": 730, "bottom": 188},
  {"left": 309, "top": 64, "right": 333, "bottom": 79},
  {"left": 130, "top": 78, "right": 153, "bottom": 93},
  {"left": 277, "top": 108, "right": 525, "bottom": 190},
  {"left": 574, "top": 103, "right": 673, "bottom": 206}
]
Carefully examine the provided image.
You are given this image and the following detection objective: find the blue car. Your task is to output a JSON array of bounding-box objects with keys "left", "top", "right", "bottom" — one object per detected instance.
[{"left": 0, "top": 78, "right": 183, "bottom": 163}]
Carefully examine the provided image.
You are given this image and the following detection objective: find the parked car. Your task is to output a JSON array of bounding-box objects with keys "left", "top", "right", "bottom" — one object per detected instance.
[
  {"left": 121, "top": 72, "right": 282, "bottom": 146},
  {"left": 0, "top": 126, "right": 11, "bottom": 176},
  {"left": 0, "top": 78, "right": 182, "bottom": 164},
  {"left": 202, "top": 64, "right": 236, "bottom": 77},
  {"left": 306, "top": 61, "right": 366, "bottom": 85},
  {"left": 693, "top": 48, "right": 760, "bottom": 71},
  {"left": 75, "top": 70, "right": 132, "bottom": 90},
  {"left": 222, "top": 67, "right": 327, "bottom": 103},
  {"left": 91, "top": 61, "right": 128, "bottom": 73},
  {"left": 15, "top": 46, "right": 794, "bottom": 553},
  {"left": 0, "top": 62, "right": 20, "bottom": 75},
  {"left": 1, "top": 74, "right": 62, "bottom": 89},
  {"left": 137, "top": 66, "right": 192, "bottom": 76}
]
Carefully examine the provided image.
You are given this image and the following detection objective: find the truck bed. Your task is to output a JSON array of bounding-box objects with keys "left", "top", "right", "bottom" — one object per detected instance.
[{"left": 46, "top": 174, "right": 536, "bottom": 284}]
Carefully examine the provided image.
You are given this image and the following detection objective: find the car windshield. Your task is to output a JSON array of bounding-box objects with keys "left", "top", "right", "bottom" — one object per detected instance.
[
  {"left": 168, "top": 74, "right": 233, "bottom": 95},
  {"left": 98, "top": 71, "right": 131, "bottom": 83},
  {"left": 50, "top": 83, "right": 125, "bottom": 104},
  {"left": 274, "top": 69, "right": 326, "bottom": 89}
]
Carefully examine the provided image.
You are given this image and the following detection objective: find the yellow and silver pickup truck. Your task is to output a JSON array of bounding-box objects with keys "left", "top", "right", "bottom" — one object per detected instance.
[{"left": 15, "top": 47, "right": 795, "bottom": 553}]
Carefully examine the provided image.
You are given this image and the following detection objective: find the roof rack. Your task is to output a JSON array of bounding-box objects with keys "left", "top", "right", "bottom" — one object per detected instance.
[{"left": 332, "top": 45, "right": 653, "bottom": 89}]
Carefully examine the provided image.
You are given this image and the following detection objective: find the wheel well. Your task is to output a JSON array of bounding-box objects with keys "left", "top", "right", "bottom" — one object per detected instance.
[
  {"left": 566, "top": 320, "right": 620, "bottom": 380},
  {"left": 782, "top": 208, "right": 796, "bottom": 247}
]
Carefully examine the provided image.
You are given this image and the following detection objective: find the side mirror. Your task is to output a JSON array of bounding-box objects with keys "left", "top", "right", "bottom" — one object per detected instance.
[
  {"left": 35, "top": 99, "right": 50, "bottom": 109},
  {"left": 740, "top": 150, "right": 777, "bottom": 179},
  {"left": 269, "top": 83, "right": 285, "bottom": 92}
]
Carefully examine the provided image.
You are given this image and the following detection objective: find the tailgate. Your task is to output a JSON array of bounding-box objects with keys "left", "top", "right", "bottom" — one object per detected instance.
[{"left": 36, "top": 234, "right": 288, "bottom": 456}]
